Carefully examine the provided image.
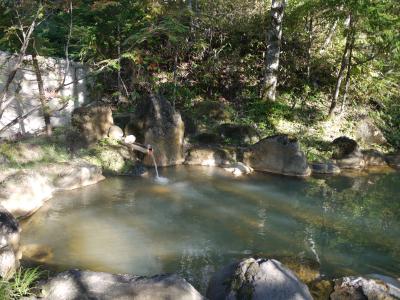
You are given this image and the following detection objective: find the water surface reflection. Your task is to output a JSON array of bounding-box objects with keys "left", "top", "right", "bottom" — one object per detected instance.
[{"left": 21, "top": 166, "right": 400, "bottom": 292}]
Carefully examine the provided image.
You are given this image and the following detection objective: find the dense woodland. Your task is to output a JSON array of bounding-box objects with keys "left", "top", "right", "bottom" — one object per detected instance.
[
  {"left": 0, "top": 1, "right": 400, "bottom": 298},
  {"left": 0, "top": 0, "right": 399, "bottom": 153}
]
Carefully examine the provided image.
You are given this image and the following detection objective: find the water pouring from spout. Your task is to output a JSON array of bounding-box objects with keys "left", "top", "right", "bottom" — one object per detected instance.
[{"left": 147, "top": 145, "right": 169, "bottom": 184}]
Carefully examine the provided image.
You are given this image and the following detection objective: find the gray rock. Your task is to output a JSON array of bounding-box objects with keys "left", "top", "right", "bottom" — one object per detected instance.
[
  {"left": 38, "top": 161, "right": 105, "bottom": 191},
  {"left": 41, "top": 270, "right": 204, "bottom": 300},
  {"left": 134, "top": 94, "right": 185, "bottom": 167},
  {"left": 362, "top": 149, "right": 387, "bottom": 167},
  {"left": 355, "top": 117, "right": 387, "bottom": 146},
  {"left": 217, "top": 124, "right": 261, "bottom": 145},
  {"left": 311, "top": 162, "right": 341, "bottom": 175},
  {"left": 0, "top": 205, "right": 20, "bottom": 279},
  {"left": 386, "top": 151, "right": 400, "bottom": 169},
  {"left": 185, "top": 145, "right": 236, "bottom": 166},
  {"left": 223, "top": 162, "right": 253, "bottom": 176},
  {"left": 207, "top": 258, "right": 313, "bottom": 300},
  {"left": 332, "top": 136, "right": 360, "bottom": 159},
  {"left": 108, "top": 125, "right": 124, "bottom": 140},
  {"left": 124, "top": 135, "right": 136, "bottom": 144},
  {"left": 0, "top": 161, "right": 104, "bottom": 217},
  {"left": 330, "top": 275, "right": 400, "bottom": 300},
  {"left": 195, "top": 132, "right": 222, "bottom": 145},
  {"left": 0, "top": 143, "right": 45, "bottom": 165},
  {"left": 71, "top": 106, "right": 113, "bottom": 146},
  {"left": 0, "top": 171, "right": 53, "bottom": 217},
  {"left": 331, "top": 137, "right": 365, "bottom": 169},
  {"left": 243, "top": 135, "right": 311, "bottom": 177}
]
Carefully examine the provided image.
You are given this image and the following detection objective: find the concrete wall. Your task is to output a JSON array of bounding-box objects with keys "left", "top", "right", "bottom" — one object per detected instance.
[{"left": 0, "top": 50, "right": 90, "bottom": 138}]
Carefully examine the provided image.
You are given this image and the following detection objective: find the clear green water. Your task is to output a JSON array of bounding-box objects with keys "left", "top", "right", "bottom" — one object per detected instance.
[{"left": 21, "top": 166, "right": 400, "bottom": 291}]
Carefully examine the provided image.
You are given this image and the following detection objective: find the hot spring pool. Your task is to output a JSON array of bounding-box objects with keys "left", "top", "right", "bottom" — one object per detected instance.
[{"left": 21, "top": 166, "right": 400, "bottom": 292}]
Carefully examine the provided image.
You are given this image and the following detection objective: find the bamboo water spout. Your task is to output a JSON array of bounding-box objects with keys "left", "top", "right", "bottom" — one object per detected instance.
[
  {"left": 128, "top": 142, "right": 150, "bottom": 154},
  {"left": 125, "top": 142, "right": 168, "bottom": 183}
]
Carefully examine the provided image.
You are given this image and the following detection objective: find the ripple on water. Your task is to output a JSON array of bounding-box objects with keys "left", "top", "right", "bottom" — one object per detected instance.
[{"left": 20, "top": 167, "right": 400, "bottom": 292}]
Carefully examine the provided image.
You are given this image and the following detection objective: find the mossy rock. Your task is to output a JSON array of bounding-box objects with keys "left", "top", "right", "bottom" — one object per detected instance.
[
  {"left": 80, "top": 140, "right": 138, "bottom": 175},
  {"left": 193, "top": 101, "right": 234, "bottom": 123},
  {"left": 308, "top": 279, "right": 334, "bottom": 300}
]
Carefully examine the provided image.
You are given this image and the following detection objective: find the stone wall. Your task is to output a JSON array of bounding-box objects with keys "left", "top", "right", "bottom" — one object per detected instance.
[{"left": 0, "top": 50, "right": 90, "bottom": 138}]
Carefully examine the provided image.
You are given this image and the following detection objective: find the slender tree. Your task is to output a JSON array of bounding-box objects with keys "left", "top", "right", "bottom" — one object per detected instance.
[
  {"left": 0, "top": 2, "right": 43, "bottom": 119},
  {"left": 262, "top": 0, "right": 287, "bottom": 102},
  {"left": 32, "top": 50, "right": 52, "bottom": 136},
  {"left": 328, "top": 13, "right": 354, "bottom": 118}
]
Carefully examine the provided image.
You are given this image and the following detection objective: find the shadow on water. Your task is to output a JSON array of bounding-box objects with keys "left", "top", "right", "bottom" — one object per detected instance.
[{"left": 20, "top": 166, "right": 400, "bottom": 292}]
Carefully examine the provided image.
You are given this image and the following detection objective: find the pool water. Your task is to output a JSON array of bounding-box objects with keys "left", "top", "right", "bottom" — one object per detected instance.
[{"left": 21, "top": 166, "right": 400, "bottom": 292}]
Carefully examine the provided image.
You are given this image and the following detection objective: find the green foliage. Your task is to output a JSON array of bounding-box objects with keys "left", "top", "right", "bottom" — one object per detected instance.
[
  {"left": 0, "top": 0, "right": 399, "bottom": 150},
  {"left": 0, "top": 268, "right": 43, "bottom": 300}
]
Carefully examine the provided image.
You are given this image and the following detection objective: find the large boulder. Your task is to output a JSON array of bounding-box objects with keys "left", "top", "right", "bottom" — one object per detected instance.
[
  {"left": 386, "top": 151, "right": 400, "bottom": 169},
  {"left": 185, "top": 146, "right": 236, "bottom": 167},
  {"left": 71, "top": 106, "right": 113, "bottom": 146},
  {"left": 82, "top": 143, "right": 140, "bottom": 175},
  {"left": 207, "top": 258, "right": 313, "bottom": 300},
  {"left": 243, "top": 135, "right": 311, "bottom": 177},
  {"left": 40, "top": 270, "right": 204, "bottom": 300},
  {"left": 193, "top": 101, "right": 233, "bottom": 123},
  {"left": 311, "top": 162, "right": 341, "bottom": 175},
  {"left": 0, "top": 161, "right": 104, "bottom": 217},
  {"left": 37, "top": 161, "right": 105, "bottom": 191},
  {"left": 330, "top": 275, "right": 400, "bottom": 300},
  {"left": 0, "top": 206, "right": 20, "bottom": 279},
  {"left": 0, "top": 171, "right": 53, "bottom": 217},
  {"left": 217, "top": 124, "right": 261, "bottom": 145},
  {"left": 355, "top": 116, "right": 387, "bottom": 146},
  {"left": 362, "top": 149, "right": 387, "bottom": 167},
  {"left": 0, "top": 143, "right": 45, "bottom": 165},
  {"left": 331, "top": 136, "right": 365, "bottom": 169},
  {"left": 134, "top": 94, "right": 185, "bottom": 167}
]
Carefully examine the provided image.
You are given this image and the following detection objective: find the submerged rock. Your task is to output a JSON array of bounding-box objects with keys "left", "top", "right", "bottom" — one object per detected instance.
[
  {"left": 330, "top": 275, "right": 400, "bottom": 300},
  {"left": 0, "top": 205, "right": 20, "bottom": 279},
  {"left": 207, "top": 258, "right": 313, "bottom": 300},
  {"left": 21, "top": 244, "right": 53, "bottom": 264},
  {"left": 223, "top": 162, "right": 253, "bottom": 176},
  {"left": 243, "top": 135, "right": 311, "bottom": 177},
  {"left": 41, "top": 270, "right": 204, "bottom": 300}
]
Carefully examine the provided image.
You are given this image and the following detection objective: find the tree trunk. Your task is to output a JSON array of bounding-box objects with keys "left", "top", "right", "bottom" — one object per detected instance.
[
  {"left": 262, "top": 0, "right": 287, "bottom": 102},
  {"left": 341, "top": 33, "right": 355, "bottom": 113},
  {"left": 32, "top": 52, "right": 52, "bottom": 136},
  {"left": 306, "top": 15, "right": 313, "bottom": 81},
  {"left": 319, "top": 18, "right": 338, "bottom": 54},
  {"left": 0, "top": 4, "right": 41, "bottom": 119},
  {"left": 328, "top": 14, "right": 353, "bottom": 118}
]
